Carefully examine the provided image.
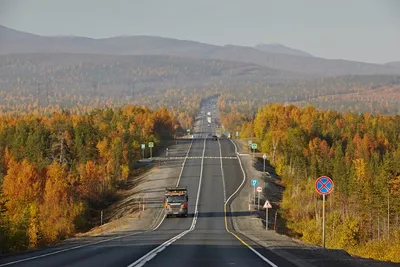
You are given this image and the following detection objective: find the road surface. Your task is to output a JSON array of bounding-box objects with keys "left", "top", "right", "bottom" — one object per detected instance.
[{"left": 0, "top": 101, "right": 295, "bottom": 267}]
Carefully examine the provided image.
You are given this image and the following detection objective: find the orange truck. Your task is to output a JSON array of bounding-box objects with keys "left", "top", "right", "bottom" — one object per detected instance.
[{"left": 164, "top": 187, "right": 188, "bottom": 217}]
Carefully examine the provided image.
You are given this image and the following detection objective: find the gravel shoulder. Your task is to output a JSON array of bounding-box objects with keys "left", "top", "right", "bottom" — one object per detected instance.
[
  {"left": 79, "top": 139, "right": 192, "bottom": 237},
  {"left": 229, "top": 139, "right": 398, "bottom": 267}
]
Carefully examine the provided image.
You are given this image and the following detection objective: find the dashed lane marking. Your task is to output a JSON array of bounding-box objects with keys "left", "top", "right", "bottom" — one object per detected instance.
[{"left": 155, "top": 156, "right": 237, "bottom": 160}]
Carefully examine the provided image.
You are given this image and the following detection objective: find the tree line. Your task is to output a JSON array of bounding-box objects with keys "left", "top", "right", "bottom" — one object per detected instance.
[
  {"left": 229, "top": 103, "right": 400, "bottom": 262},
  {"left": 0, "top": 105, "right": 178, "bottom": 253}
]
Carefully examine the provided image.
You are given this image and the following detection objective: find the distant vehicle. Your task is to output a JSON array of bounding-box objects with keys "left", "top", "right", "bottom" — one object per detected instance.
[
  {"left": 207, "top": 111, "right": 211, "bottom": 116},
  {"left": 212, "top": 135, "right": 218, "bottom": 140},
  {"left": 164, "top": 187, "right": 188, "bottom": 217},
  {"left": 207, "top": 116, "right": 212, "bottom": 124}
]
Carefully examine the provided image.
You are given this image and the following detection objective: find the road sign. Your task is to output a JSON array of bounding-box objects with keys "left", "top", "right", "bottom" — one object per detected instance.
[
  {"left": 251, "top": 180, "right": 258, "bottom": 186},
  {"left": 315, "top": 176, "right": 334, "bottom": 249},
  {"left": 263, "top": 154, "right": 267, "bottom": 160},
  {"left": 236, "top": 131, "right": 239, "bottom": 137},
  {"left": 315, "top": 176, "right": 334, "bottom": 195},
  {"left": 251, "top": 143, "right": 257, "bottom": 150},
  {"left": 141, "top": 144, "right": 145, "bottom": 149},
  {"left": 148, "top": 142, "right": 154, "bottom": 148},
  {"left": 248, "top": 140, "right": 252, "bottom": 146},
  {"left": 263, "top": 200, "right": 272, "bottom": 209},
  {"left": 256, "top": 186, "right": 262, "bottom": 193}
]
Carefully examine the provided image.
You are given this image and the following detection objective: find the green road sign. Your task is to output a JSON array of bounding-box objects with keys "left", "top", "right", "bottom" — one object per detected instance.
[
  {"left": 251, "top": 143, "right": 257, "bottom": 149},
  {"left": 149, "top": 142, "right": 154, "bottom": 148}
]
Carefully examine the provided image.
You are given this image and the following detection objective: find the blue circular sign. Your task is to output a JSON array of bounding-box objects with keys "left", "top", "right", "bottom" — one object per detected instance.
[{"left": 315, "top": 176, "right": 334, "bottom": 195}]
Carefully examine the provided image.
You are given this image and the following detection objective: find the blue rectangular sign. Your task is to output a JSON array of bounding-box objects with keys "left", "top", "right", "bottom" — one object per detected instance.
[{"left": 251, "top": 180, "right": 258, "bottom": 187}]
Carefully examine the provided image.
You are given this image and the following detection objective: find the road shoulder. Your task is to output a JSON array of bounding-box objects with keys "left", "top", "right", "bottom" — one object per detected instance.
[{"left": 228, "top": 139, "right": 397, "bottom": 267}]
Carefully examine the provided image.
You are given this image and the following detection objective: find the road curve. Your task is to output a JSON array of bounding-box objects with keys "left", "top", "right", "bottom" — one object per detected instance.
[{"left": 0, "top": 101, "right": 296, "bottom": 267}]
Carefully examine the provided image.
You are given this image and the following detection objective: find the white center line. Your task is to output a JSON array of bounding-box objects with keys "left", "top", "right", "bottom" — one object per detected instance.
[{"left": 126, "top": 113, "right": 208, "bottom": 267}]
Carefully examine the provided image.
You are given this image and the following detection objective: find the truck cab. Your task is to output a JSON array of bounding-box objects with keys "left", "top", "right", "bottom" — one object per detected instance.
[{"left": 164, "top": 187, "right": 188, "bottom": 217}]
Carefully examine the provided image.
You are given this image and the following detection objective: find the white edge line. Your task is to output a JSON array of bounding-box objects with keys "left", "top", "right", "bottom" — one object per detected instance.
[
  {"left": 218, "top": 138, "right": 227, "bottom": 203},
  {"left": 151, "top": 138, "right": 195, "bottom": 231},
  {"left": 225, "top": 139, "right": 278, "bottom": 267},
  {"left": 0, "top": 133, "right": 197, "bottom": 266},
  {"left": 127, "top": 123, "right": 207, "bottom": 267},
  {"left": 225, "top": 139, "right": 246, "bottom": 204},
  {"left": 176, "top": 139, "right": 194, "bottom": 187},
  {"left": 0, "top": 231, "right": 142, "bottom": 267}
]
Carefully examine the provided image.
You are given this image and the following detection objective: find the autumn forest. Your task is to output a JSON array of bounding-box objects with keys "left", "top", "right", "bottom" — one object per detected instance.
[{"left": 0, "top": 106, "right": 177, "bottom": 252}]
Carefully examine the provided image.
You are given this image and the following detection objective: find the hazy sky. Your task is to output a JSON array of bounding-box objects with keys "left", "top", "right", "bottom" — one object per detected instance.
[{"left": 0, "top": 0, "right": 399, "bottom": 63}]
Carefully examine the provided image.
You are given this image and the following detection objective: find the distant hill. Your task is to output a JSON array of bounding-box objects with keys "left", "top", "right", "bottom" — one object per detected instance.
[
  {"left": 386, "top": 62, "right": 400, "bottom": 68},
  {"left": 0, "top": 53, "right": 300, "bottom": 97},
  {"left": 1, "top": 25, "right": 400, "bottom": 77},
  {"left": 254, "top": 43, "right": 313, "bottom": 57}
]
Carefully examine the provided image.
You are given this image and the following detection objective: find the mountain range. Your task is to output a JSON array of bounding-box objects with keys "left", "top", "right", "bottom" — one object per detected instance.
[{"left": 1, "top": 25, "right": 400, "bottom": 77}]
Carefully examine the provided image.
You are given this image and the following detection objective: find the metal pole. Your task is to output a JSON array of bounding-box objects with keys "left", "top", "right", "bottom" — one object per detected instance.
[
  {"left": 150, "top": 147, "right": 152, "bottom": 158},
  {"left": 142, "top": 149, "right": 144, "bottom": 159},
  {"left": 263, "top": 158, "right": 265, "bottom": 173},
  {"left": 258, "top": 191, "right": 260, "bottom": 210},
  {"left": 263, "top": 158, "right": 266, "bottom": 188},
  {"left": 100, "top": 210, "right": 103, "bottom": 226},
  {"left": 274, "top": 211, "right": 278, "bottom": 232},
  {"left": 266, "top": 208, "right": 268, "bottom": 230},
  {"left": 323, "top": 194, "right": 326, "bottom": 248},
  {"left": 253, "top": 186, "right": 256, "bottom": 206}
]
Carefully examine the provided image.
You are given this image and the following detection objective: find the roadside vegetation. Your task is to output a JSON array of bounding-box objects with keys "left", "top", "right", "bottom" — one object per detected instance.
[
  {"left": 222, "top": 103, "right": 400, "bottom": 262},
  {"left": 0, "top": 106, "right": 178, "bottom": 254}
]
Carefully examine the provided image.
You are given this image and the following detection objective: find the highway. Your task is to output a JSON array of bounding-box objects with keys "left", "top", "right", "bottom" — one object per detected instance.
[{"left": 0, "top": 101, "right": 295, "bottom": 267}]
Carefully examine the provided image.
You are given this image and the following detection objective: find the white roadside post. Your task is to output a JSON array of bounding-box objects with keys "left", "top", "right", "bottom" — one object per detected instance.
[
  {"left": 263, "top": 200, "right": 272, "bottom": 230},
  {"left": 315, "top": 176, "right": 334, "bottom": 249},
  {"left": 257, "top": 186, "right": 262, "bottom": 210},
  {"left": 141, "top": 144, "right": 145, "bottom": 159}
]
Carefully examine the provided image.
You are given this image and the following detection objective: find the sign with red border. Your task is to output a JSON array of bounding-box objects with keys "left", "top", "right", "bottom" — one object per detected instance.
[{"left": 315, "top": 176, "right": 334, "bottom": 195}]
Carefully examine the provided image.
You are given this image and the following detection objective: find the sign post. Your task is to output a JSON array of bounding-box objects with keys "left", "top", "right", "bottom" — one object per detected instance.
[
  {"left": 248, "top": 140, "right": 252, "bottom": 153},
  {"left": 149, "top": 142, "right": 154, "bottom": 158},
  {"left": 263, "top": 154, "right": 267, "bottom": 173},
  {"left": 251, "top": 143, "right": 257, "bottom": 157},
  {"left": 141, "top": 144, "right": 145, "bottom": 159},
  {"left": 236, "top": 131, "right": 239, "bottom": 138},
  {"left": 257, "top": 186, "right": 262, "bottom": 210},
  {"left": 251, "top": 179, "right": 258, "bottom": 206},
  {"left": 263, "top": 200, "right": 272, "bottom": 230},
  {"left": 315, "top": 176, "right": 334, "bottom": 249}
]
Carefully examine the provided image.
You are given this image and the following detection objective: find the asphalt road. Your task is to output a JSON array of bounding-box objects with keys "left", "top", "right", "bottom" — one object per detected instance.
[{"left": 0, "top": 101, "right": 295, "bottom": 267}]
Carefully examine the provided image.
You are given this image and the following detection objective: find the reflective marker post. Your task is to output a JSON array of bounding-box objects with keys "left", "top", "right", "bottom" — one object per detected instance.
[{"left": 141, "top": 144, "right": 145, "bottom": 159}]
